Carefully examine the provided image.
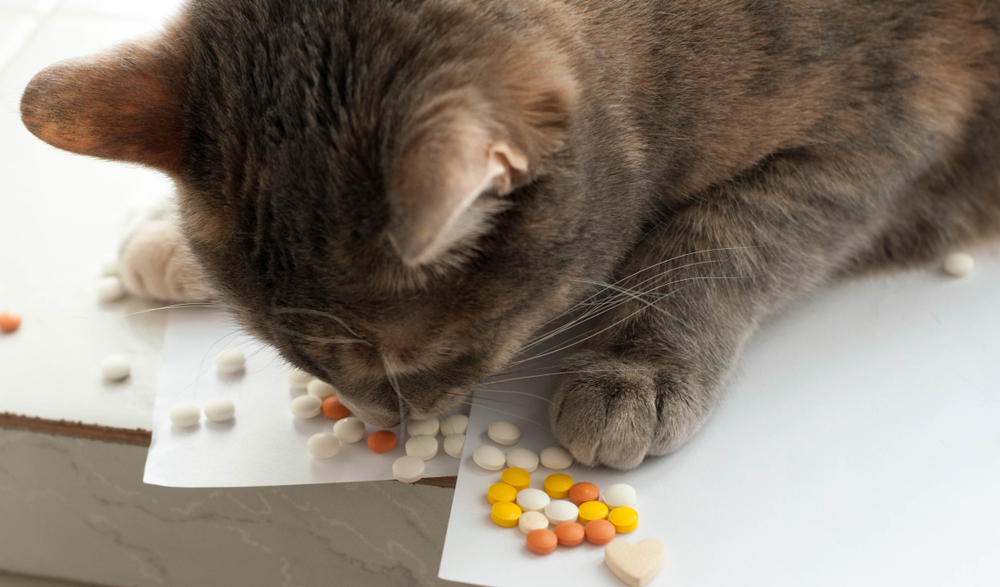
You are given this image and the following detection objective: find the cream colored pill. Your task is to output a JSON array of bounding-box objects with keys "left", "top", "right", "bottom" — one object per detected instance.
[
  {"left": 440, "top": 414, "right": 469, "bottom": 435},
  {"left": 101, "top": 255, "right": 119, "bottom": 277},
  {"left": 393, "top": 455, "right": 426, "bottom": 483},
  {"left": 443, "top": 434, "right": 465, "bottom": 458},
  {"left": 544, "top": 500, "right": 579, "bottom": 525},
  {"left": 516, "top": 488, "right": 551, "bottom": 513},
  {"left": 405, "top": 435, "right": 439, "bottom": 461},
  {"left": 506, "top": 448, "right": 539, "bottom": 473},
  {"left": 307, "top": 379, "right": 337, "bottom": 398},
  {"left": 603, "top": 483, "right": 637, "bottom": 508},
  {"left": 307, "top": 433, "right": 341, "bottom": 459},
  {"left": 203, "top": 398, "right": 235, "bottom": 422},
  {"left": 488, "top": 421, "right": 520, "bottom": 445},
  {"left": 473, "top": 445, "right": 506, "bottom": 471},
  {"left": 100, "top": 354, "right": 131, "bottom": 381},
  {"left": 407, "top": 417, "right": 440, "bottom": 437},
  {"left": 97, "top": 276, "right": 125, "bottom": 302},
  {"left": 333, "top": 417, "right": 366, "bottom": 443},
  {"left": 169, "top": 403, "right": 200, "bottom": 427},
  {"left": 540, "top": 446, "right": 574, "bottom": 470},
  {"left": 291, "top": 395, "right": 322, "bottom": 419},
  {"left": 287, "top": 368, "right": 314, "bottom": 389},
  {"left": 519, "top": 510, "right": 550, "bottom": 535},
  {"left": 943, "top": 253, "right": 974, "bottom": 277},
  {"left": 215, "top": 348, "right": 245, "bottom": 374}
]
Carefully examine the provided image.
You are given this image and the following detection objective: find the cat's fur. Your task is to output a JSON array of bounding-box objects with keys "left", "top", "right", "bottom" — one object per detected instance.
[{"left": 21, "top": 0, "right": 1000, "bottom": 469}]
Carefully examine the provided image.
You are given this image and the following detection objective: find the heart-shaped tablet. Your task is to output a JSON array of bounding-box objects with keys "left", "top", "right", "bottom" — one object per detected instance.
[{"left": 604, "top": 538, "right": 665, "bottom": 587}]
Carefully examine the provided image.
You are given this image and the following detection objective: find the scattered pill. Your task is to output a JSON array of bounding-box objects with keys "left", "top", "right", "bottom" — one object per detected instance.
[
  {"left": 392, "top": 455, "right": 425, "bottom": 483},
  {"left": 539, "top": 445, "right": 574, "bottom": 470},
  {"left": 333, "top": 417, "right": 366, "bottom": 443},
  {"left": 407, "top": 417, "right": 440, "bottom": 437},
  {"left": 405, "top": 435, "right": 439, "bottom": 461},
  {"left": 97, "top": 276, "right": 125, "bottom": 302},
  {"left": 603, "top": 483, "right": 637, "bottom": 508},
  {"left": 440, "top": 414, "right": 469, "bottom": 435},
  {"left": 554, "top": 521, "right": 585, "bottom": 546},
  {"left": 487, "top": 420, "right": 521, "bottom": 445},
  {"left": 307, "top": 433, "right": 341, "bottom": 459},
  {"left": 569, "top": 482, "right": 600, "bottom": 506},
  {"left": 169, "top": 403, "right": 200, "bottom": 427},
  {"left": 544, "top": 500, "right": 580, "bottom": 525},
  {"left": 290, "top": 395, "right": 322, "bottom": 419},
  {"left": 526, "top": 529, "right": 558, "bottom": 555},
  {"left": 215, "top": 348, "right": 245, "bottom": 374},
  {"left": 100, "top": 354, "right": 131, "bottom": 381},
  {"left": 505, "top": 448, "right": 539, "bottom": 473},
  {"left": 604, "top": 538, "right": 665, "bottom": 587},
  {"left": 308, "top": 379, "right": 337, "bottom": 399},
  {"left": 473, "top": 445, "right": 506, "bottom": 471},
  {"left": 578, "top": 501, "right": 610, "bottom": 524},
  {"left": 203, "top": 397, "right": 235, "bottom": 422},
  {"left": 501, "top": 467, "right": 531, "bottom": 491},
  {"left": 367, "top": 430, "right": 397, "bottom": 453},
  {"left": 487, "top": 482, "right": 518, "bottom": 505},
  {"left": 544, "top": 473, "right": 574, "bottom": 499},
  {"left": 321, "top": 396, "right": 351, "bottom": 419},
  {"left": 443, "top": 433, "right": 465, "bottom": 458},
  {"left": 0, "top": 311, "right": 21, "bottom": 333},
  {"left": 101, "top": 255, "right": 119, "bottom": 277},
  {"left": 943, "top": 252, "right": 974, "bottom": 277},
  {"left": 516, "top": 488, "right": 550, "bottom": 513},
  {"left": 609, "top": 506, "right": 639, "bottom": 534},
  {"left": 585, "top": 519, "right": 617, "bottom": 545},
  {"left": 287, "top": 367, "right": 314, "bottom": 389},
  {"left": 519, "top": 510, "right": 550, "bottom": 535},
  {"left": 491, "top": 501, "right": 522, "bottom": 528}
]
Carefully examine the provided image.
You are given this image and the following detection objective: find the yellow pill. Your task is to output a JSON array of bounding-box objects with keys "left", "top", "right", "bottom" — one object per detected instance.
[
  {"left": 487, "top": 482, "right": 518, "bottom": 505},
  {"left": 501, "top": 467, "right": 531, "bottom": 491},
  {"left": 578, "top": 501, "right": 609, "bottom": 524},
  {"left": 491, "top": 501, "right": 523, "bottom": 528},
  {"left": 543, "top": 473, "right": 574, "bottom": 498},
  {"left": 608, "top": 506, "right": 639, "bottom": 533}
]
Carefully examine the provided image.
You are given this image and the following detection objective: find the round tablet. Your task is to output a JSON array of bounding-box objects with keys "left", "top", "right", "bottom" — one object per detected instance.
[
  {"left": 405, "top": 435, "right": 439, "bottom": 461},
  {"left": 367, "top": 430, "right": 397, "bottom": 453},
  {"left": 526, "top": 529, "right": 558, "bottom": 555},
  {"left": 603, "top": 483, "right": 637, "bottom": 508},
  {"left": 569, "top": 482, "right": 600, "bottom": 506},
  {"left": 333, "top": 417, "right": 366, "bottom": 444},
  {"left": 203, "top": 398, "right": 235, "bottom": 422},
  {"left": 97, "top": 276, "right": 125, "bottom": 303},
  {"left": 322, "top": 396, "right": 351, "bottom": 419},
  {"left": 443, "top": 434, "right": 465, "bottom": 458},
  {"left": 518, "top": 511, "right": 549, "bottom": 535},
  {"left": 487, "top": 421, "right": 521, "bottom": 445},
  {"left": 944, "top": 252, "right": 974, "bottom": 277},
  {"left": 544, "top": 500, "right": 579, "bottom": 525},
  {"left": 307, "top": 433, "right": 341, "bottom": 459},
  {"left": 540, "top": 446, "right": 573, "bottom": 470},
  {"left": 487, "top": 482, "right": 518, "bottom": 505},
  {"left": 0, "top": 311, "right": 22, "bottom": 333},
  {"left": 584, "top": 519, "right": 616, "bottom": 545},
  {"left": 407, "top": 417, "right": 440, "bottom": 437},
  {"left": 609, "top": 506, "right": 639, "bottom": 533},
  {"left": 101, "top": 255, "right": 119, "bottom": 277},
  {"left": 491, "top": 501, "right": 522, "bottom": 528},
  {"left": 553, "top": 522, "right": 585, "bottom": 546},
  {"left": 215, "top": 348, "right": 245, "bottom": 374},
  {"left": 473, "top": 445, "right": 506, "bottom": 471},
  {"left": 440, "top": 414, "right": 469, "bottom": 436},
  {"left": 287, "top": 367, "right": 314, "bottom": 389},
  {"left": 100, "top": 354, "right": 131, "bottom": 381},
  {"left": 392, "top": 455, "right": 425, "bottom": 483},
  {"left": 169, "top": 403, "right": 200, "bottom": 427},
  {"left": 515, "top": 488, "right": 550, "bottom": 513},
  {"left": 505, "top": 448, "right": 539, "bottom": 473},
  {"left": 307, "top": 380, "right": 337, "bottom": 399},
  {"left": 544, "top": 473, "right": 574, "bottom": 498},
  {"left": 290, "top": 395, "right": 322, "bottom": 419},
  {"left": 578, "top": 501, "right": 610, "bottom": 524},
  {"left": 501, "top": 467, "right": 531, "bottom": 492}
]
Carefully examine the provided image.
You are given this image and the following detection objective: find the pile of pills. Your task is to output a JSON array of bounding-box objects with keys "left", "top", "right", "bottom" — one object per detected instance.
[{"left": 169, "top": 397, "right": 236, "bottom": 427}]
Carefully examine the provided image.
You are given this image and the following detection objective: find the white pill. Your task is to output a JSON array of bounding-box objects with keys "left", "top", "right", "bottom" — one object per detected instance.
[
  {"left": 307, "top": 379, "right": 337, "bottom": 398},
  {"left": 488, "top": 421, "right": 520, "bottom": 445},
  {"left": 287, "top": 368, "right": 314, "bottom": 389},
  {"left": 440, "top": 414, "right": 469, "bottom": 436},
  {"left": 393, "top": 455, "right": 426, "bottom": 483},
  {"left": 943, "top": 253, "right": 974, "bottom": 277},
  {"left": 97, "top": 276, "right": 125, "bottom": 302},
  {"left": 506, "top": 447, "right": 539, "bottom": 473},
  {"left": 100, "top": 354, "right": 131, "bottom": 381},
  {"left": 215, "top": 348, "right": 245, "bottom": 374},
  {"left": 169, "top": 403, "right": 200, "bottom": 427},
  {"left": 473, "top": 445, "right": 506, "bottom": 471},
  {"left": 603, "top": 483, "right": 637, "bottom": 508},
  {"left": 544, "top": 500, "right": 580, "bottom": 525},
  {"left": 407, "top": 417, "right": 440, "bottom": 437},
  {"left": 518, "top": 510, "right": 550, "bottom": 535},
  {"left": 291, "top": 395, "right": 322, "bottom": 419},
  {"left": 333, "top": 417, "right": 366, "bottom": 444},
  {"left": 101, "top": 255, "right": 120, "bottom": 277},
  {"left": 540, "top": 446, "right": 574, "bottom": 470},
  {"left": 516, "top": 488, "right": 550, "bottom": 513},
  {"left": 405, "top": 435, "right": 439, "bottom": 461},
  {"left": 443, "top": 433, "right": 465, "bottom": 458},
  {"left": 203, "top": 398, "right": 235, "bottom": 422},
  {"left": 307, "top": 433, "right": 341, "bottom": 459}
]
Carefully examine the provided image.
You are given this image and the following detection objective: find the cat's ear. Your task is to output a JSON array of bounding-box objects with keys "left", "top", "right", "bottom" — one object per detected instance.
[{"left": 20, "top": 34, "right": 185, "bottom": 175}]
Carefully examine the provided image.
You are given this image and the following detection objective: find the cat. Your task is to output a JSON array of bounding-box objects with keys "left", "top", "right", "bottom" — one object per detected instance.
[{"left": 20, "top": 0, "right": 1000, "bottom": 469}]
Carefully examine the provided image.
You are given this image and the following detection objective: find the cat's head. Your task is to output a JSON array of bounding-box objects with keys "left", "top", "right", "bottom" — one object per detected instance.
[{"left": 20, "top": 0, "right": 629, "bottom": 426}]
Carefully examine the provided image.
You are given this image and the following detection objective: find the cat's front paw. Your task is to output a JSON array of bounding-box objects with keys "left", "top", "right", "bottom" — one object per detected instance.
[
  {"left": 550, "top": 351, "right": 716, "bottom": 470},
  {"left": 119, "top": 219, "right": 214, "bottom": 303}
]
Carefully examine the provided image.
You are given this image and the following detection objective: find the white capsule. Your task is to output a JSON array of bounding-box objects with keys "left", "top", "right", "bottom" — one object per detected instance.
[
  {"left": 603, "top": 483, "right": 637, "bottom": 508},
  {"left": 440, "top": 414, "right": 469, "bottom": 436},
  {"left": 203, "top": 398, "right": 236, "bottom": 422},
  {"left": 515, "top": 488, "right": 550, "bottom": 513},
  {"left": 215, "top": 348, "right": 245, "bottom": 374},
  {"left": 307, "top": 379, "right": 337, "bottom": 398},
  {"left": 487, "top": 420, "right": 520, "bottom": 445},
  {"left": 287, "top": 368, "right": 314, "bottom": 389},
  {"left": 407, "top": 417, "right": 440, "bottom": 437},
  {"left": 473, "top": 444, "right": 506, "bottom": 471},
  {"left": 540, "top": 446, "right": 574, "bottom": 470},
  {"left": 405, "top": 435, "right": 439, "bottom": 461},
  {"left": 100, "top": 354, "right": 131, "bottom": 381},
  {"left": 291, "top": 395, "right": 322, "bottom": 419},
  {"left": 505, "top": 447, "right": 539, "bottom": 473},
  {"left": 333, "top": 417, "right": 366, "bottom": 444},
  {"left": 307, "top": 433, "right": 341, "bottom": 459},
  {"left": 943, "top": 253, "right": 974, "bottom": 277},
  {"left": 393, "top": 455, "right": 426, "bottom": 483},
  {"left": 169, "top": 403, "right": 200, "bottom": 427},
  {"left": 544, "top": 500, "right": 580, "bottom": 525},
  {"left": 101, "top": 255, "right": 120, "bottom": 277},
  {"left": 518, "top": 511, "right": 550, "bottom": 535},
  {"left": 443, "top": 433, "right": 465, "bottom": 458},
  {"left": 97, "top": 276, "right": 125, "bottom": 303}
]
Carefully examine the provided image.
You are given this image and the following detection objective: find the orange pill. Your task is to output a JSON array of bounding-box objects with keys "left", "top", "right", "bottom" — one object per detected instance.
[
  {"left": 584, "top": 519, "right": 616, "bottom": 545},
  {"left": 526, "top": 529, "right": 558, "bottom": 555},
  {"left": 322, "top": 396, "right": 351, "bottom": 419},
  {"left": 568, "top": 482, "right": 599, "bottom": 505},
  {"left": 367, "top": 430, "right": 397, "bottom": 453},
  {"left": 0, "top": 311, "right": 21, "bottom": 334},
  {"left": 553, "top": 522, "right": 585, "bottom": 546}
]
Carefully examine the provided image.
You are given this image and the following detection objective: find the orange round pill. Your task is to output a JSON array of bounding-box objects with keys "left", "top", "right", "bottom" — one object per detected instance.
[
  {"left": 0, "top": 311, "right": 21, "bottom": 334},
  {"left": 584, "top": 519, "right": 616, "bottom": 545},
  {"left": 367, "top": 430, "right": 397, "bottom": 453},
  {"left": 322, "top": 396, "right": 351, "bottom": 419},
  {"left": 568, "top": 482, "right": 599, "bottom": 505},
  {"left": 553, "top": 522, "right": 585, "bottom": 546},
  {"left": 526, "top": 529, "right": 558, "bottom": 555}
]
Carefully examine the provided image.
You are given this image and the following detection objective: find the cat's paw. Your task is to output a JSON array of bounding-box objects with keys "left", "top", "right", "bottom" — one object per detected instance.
[
  {"left": 549, "top": 352, "right": 715, "bottom": 470},
  {"left": 119, "top": 219, "right": 214, "bottom": 302}
]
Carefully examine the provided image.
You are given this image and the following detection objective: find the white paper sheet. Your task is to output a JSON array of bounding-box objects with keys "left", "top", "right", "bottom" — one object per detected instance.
[
  {"left": 143, "top": 309, "right": 461, "bottom": 487},
  {"left": 439, "top": 250, "right": 1000, "bottom": 587}
]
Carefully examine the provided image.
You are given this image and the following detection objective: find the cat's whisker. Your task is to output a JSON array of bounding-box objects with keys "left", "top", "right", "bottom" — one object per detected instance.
[
  {"left": 273, "top": 307, "right": 364, "bottom": 339},
  {"left": 124, "top": 302, "right": 222, "bottom": 316},
  {"left": 276, "top": 327, "right": 371, "bottom": 346},
  {"left": 445, "top": 397, "right": 548, "bottom": 430},
  {"left": 484, "top": 367, "right": 656, "bottom": 386}
]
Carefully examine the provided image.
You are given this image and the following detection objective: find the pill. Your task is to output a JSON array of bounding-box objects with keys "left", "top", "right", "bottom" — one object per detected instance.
[
  {"left": 321, "top": 396, "right": 351, "bottom": 419},
  {"left": 519, "top": 510, "right": 549, "bottom": 535},
  {"left": 540, "top": 446, "right": 573, "bottom": 470},
  {"left": 101, "top": 255, "right": 119, "bottom": 277},
  {"left": 215, "top": 348, "right": 245, "bottom": 374},
  {"left": 367, "top": 430, "right": 397, "bottom": 453},
  {"left": 603, "top": 483, "right": 637, "bottom": 508},
  {"left": 609, "top": 506, "right": 639, "bottom": 533},
  {"left": 554, "top": 521, "right": 585, "bottom": 546},
  {"left": 501, "top": 467, "right": 531, "bottom": 491},
  {"left": 526, "top": 529, "right": 558, "bottom": 555},
  {"left": 169, "top": 403, "right": 200, "bottom": 427},
  {"left": 290, "top": 395, "right": 322, "bottom": 419},
  {"left": 473, "top": 445, "right": 506, "bottom": 471},
  {"left": 100, "top": 354, "right": 131, "bottom": 381},
  {"left": 203, "top": 397, "right": 235, "bottom": 422},
  {"left": 487, "top": 420, "right": 520, "bottom": 445},
  {"left": 440, "top": 414, "right": 469, "bottom": 435},
  {"left": 443, "top": 433, "right": 465, "bottom": 458},
  {"left": 392, "top": 455, "right": 425, "bottom": 483},
  {"left": 407, "top": 417, "right": 440, "bottom": 437},
  {"left": 584, "top": 519, "right": 617, "bottom": 545},
  {"left": 307, "top": 433, "right": 341, "bottom": 459},
  {"left": 505, "top": 448, "right": 539, "bottom": 473},
  {"left": 578, "top": 501, "right": 610, "bottom": 524},
  {"left": 604, "top": 538, "right": 666, "bottom": 587},
  {"left": 516, "top": 488, "right": 550, "bottom": 513},
  {"left": 97, "top": 276, "right": 125, "bottom": 302},
  {"left": 487, "top": 482, "right": 518, "bottom": 505},
  {"left": 943, "top": 252, "right": 974, "bottom": 277},
  {"left": 544, "top": 473, "right": 574, "bottom": 498},
  {"left": 333, "top": 417, "right": 366, "bottom": 443},
  {"left": 308, "top": 380, "right": 337, "bottom": 399},
  {"left": 405, "top": 435, "right": 439, "bottom": 460},
  {"left": 569, "top": 482, "right": 600, "bottom": 506},
  {"left": 544, "top": 500, "right": 579, "bottom": 525},
  {"left": 0, "top": 311, "right": 21, "bottom": 333},
  {"left": 287, "top": 367, "right": 314, "bottom": 389},
  {"left": 491, "top": 501, "right": 522, "bottom": 528}
]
